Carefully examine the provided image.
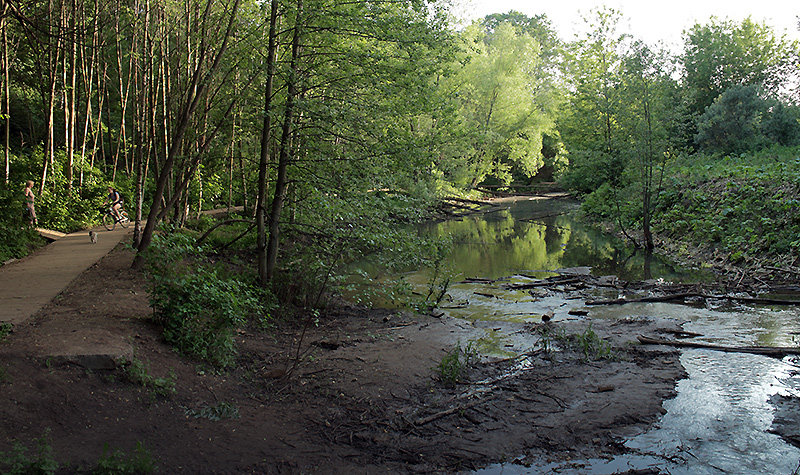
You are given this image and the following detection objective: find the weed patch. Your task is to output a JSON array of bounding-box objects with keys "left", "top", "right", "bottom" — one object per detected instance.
[
  {"left": 435, "top": 341, "right": 477, "bottom": 386},
  {"left": 0, "top": 429, "right": 58, "bottom": 474},
  {"left": 185, "top": 401, "right": 240, "bottom": 421},
  {"left": 0, "top": 322, "right": 12, "bottom": 343},
  {"left": 119, "top": 356, "right": 176, "bottom": 398},
  {"left": 94, "top": 441, "right": 156, "bottom": 474}
]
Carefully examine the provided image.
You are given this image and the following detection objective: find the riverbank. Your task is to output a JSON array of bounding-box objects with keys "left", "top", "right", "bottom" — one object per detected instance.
[{"left": 0, "top": 243, "right": 689, "bottom": 472}]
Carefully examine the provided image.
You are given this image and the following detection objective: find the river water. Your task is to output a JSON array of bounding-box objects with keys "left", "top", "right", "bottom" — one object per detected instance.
[{"left": 393, "top": 196, "right": 800, "bottom": 474}]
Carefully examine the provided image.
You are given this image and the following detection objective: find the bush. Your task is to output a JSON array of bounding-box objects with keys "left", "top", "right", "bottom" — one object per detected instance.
[
  {"left": 653, "top": 147, "right": 800, "bottom": 259},
  {"left": 145, "top": 231, "right": 269, "bottom": 367}
]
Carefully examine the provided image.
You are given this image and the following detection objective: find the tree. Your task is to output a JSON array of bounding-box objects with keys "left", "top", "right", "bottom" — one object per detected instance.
[
  {"left": 558, "top": 7, "right": 628, "bottom": 193},
  {"left": 695, "top": 84, "right": 800, "bottom": 154},
  {"left": 132, "top": 0, "right": 244, "bottom": 269},
  {"left": 447, "top": 19, "right": 561, "bottom": 188},
  {"left": 681, "top": 17, "right": 799, "bottom": 118},
  {"left": 618, "top": 41, "right": 675, "bottom": 251}
]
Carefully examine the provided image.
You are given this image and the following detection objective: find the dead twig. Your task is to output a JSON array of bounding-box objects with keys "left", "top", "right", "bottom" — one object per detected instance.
[{"left": 414, "top": 395, "right": 498, "bottom": 426}]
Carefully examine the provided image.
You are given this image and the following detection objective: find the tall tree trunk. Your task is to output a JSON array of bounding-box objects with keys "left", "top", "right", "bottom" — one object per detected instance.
[
  {"left": 256, "top": 0, "right": 279, "bottom": 286},
  {"left": 132, "top": 0, "right": 242, "bottom": 269},
  {"left": 265, "top": 0, "right": 303, "bottom": 283},
  {"left": 1, "top": 3, "right": 9, "bottom": 184}
]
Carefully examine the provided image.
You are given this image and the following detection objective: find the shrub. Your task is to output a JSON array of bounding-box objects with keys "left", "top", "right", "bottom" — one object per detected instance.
[
  {"left": 120, "top": 356, "right": 176, "bottom": 398},
  {"left": 145, "top": 231, "right": 268, "bottom": 367},
  {"left": 435, "top": 341, "right": 477, "bottom": 386}
]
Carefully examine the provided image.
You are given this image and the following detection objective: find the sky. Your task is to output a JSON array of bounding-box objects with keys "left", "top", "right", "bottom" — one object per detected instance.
[{"left": 454, "top": 0, "right": 800, "bottom": 49}]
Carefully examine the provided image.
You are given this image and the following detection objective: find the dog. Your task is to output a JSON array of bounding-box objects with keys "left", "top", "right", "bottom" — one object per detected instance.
[{"left": 89, "top": 230, "right": 97, "bottom": 244}]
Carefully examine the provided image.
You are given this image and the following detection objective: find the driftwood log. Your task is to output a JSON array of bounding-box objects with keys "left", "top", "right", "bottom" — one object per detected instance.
[
  {"left": 638, "top": 335, "right": 800, "bottom": 357},
  {"left": 588, "top": 293, "right": 800, "bottom": 306}
]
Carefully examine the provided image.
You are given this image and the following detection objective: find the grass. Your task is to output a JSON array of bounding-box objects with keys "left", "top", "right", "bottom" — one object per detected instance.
[
  {"left": 0, "top": 429, "right": 58, "bottom": 474},
  {"left": 94, "top": 442, "right": 156, "bottom": 474},
  {"left": 185, "top": 401, "right": 240, "bottom": 421},
  {"left": 0, "top": 322, "right": 11, "bottom": 342},
  {"left": 435, "top": 341, "right": 477, "bottom": 386},
  {"left": 119, "top": 355, "right": 176, "bottom": 398},
  {"left": 537, "top": 324, "right": 614, "bottom": 361}
]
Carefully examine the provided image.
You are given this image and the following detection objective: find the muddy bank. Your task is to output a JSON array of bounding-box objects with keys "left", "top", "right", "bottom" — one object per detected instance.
[{"left": 0, "top": 245, "right": 692, "bottom": 473}]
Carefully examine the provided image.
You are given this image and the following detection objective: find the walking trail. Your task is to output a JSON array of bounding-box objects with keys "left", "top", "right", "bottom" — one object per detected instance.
[{"left": 0, "top": 225, "right": 133, "bottom": 367}]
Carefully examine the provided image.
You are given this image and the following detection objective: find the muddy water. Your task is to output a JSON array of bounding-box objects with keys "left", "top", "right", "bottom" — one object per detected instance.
[{"left": 399, "top": 196, "right": 800, "bottom": 474}]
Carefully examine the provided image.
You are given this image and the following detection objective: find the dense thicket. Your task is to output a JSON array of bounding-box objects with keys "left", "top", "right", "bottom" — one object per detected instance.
[{"left": 2, "top": 2, "right": 800, "bottom": 292}]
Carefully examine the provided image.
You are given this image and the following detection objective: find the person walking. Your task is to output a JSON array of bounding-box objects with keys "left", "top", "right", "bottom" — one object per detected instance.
[{"left": 23, "top": 180, "right": 37, "bottom": 226}]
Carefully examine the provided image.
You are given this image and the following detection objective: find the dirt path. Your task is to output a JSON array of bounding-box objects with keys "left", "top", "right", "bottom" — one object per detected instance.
[{"left": 0, "top": 225, "right": 134, "bottom": 367}]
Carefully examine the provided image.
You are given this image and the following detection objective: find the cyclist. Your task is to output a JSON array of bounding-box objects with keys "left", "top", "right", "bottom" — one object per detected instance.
[{"left": 103, "top": 186, "right": 125, "bottom": 222}]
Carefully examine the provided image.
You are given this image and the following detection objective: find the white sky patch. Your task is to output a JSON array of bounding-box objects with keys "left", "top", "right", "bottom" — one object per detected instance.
[{"left": 453, "top": 0, "right": 800, "bottom": 49}]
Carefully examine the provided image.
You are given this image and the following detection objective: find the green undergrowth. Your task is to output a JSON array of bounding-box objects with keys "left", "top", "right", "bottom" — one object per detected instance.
[
  {"left": 435, "top": 341, "right": 478, "bottom": 386},
  {"left": 580, "top": 145, "right": 800, "bottom": 264},
  {"left": 0, "top": 429, "right": 58, "bottom": 474},
  {"left": 144, "top": 229, "right": 272, "bottom": 368},
  {"left": 655, "top": 146, "right": 800, "bottom": 262},
  {"left": 93, "top": 442, "right": 156, "bottom": 474},
  {"left": 0, "top": 430, "right": 156, "bottom": 475},
  {"left": 119, "top": 355, "right": 177, "bottom": 398},
  {"left": 537, "top": 324, "right": 615, "bottom": 361}
]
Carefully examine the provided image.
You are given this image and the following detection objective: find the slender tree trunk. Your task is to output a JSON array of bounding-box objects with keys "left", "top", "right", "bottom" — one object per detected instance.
[
  {"left": 266, "top": 0, "right": 303, "bottom": 282},
  {"left": 256, "top": 0, "right": 279, "bottom": 286},
  {"left": 1, "top": 3, "right": 9, "bottom": 184},
  {"left": 132, "top": 0, "right": 242, "bottom": 269}
]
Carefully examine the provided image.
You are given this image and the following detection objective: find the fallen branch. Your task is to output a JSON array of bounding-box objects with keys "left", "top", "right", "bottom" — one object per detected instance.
[
  {"left": 588, "top": 293, "right": 800, "bottom": 306},
  {"left": 414, "top": 395, "right": 497, "bottom": 426},
  {"left": 505, "top": 277, "right": 584, "bottom": 290},
  {"left": 587, "top": 293, "right": 701, "bottom": 305},
  {"left": 637, "top": 335, "right": 800, "bottom": 357}
]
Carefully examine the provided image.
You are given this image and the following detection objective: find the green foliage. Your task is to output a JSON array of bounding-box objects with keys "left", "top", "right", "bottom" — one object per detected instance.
[
  {"left": 0, "top": 182, "right": 46, "bottom": 264},
  {"left": 568, "top": 324, "right": 614, "bottom": 360},
  {"left": 0, "top": 323, "right": 12, "bottom": 343},
  {"left": 0, "top": 429, "right": 59, "bottom": 475},
  {"left": 185, "top": 402, "right": 240, "bottom": 421},
  {"left": 94, "top": 442, "right": 156, "bottom": 475},
  {"left": 275, "top": 186, "right": 448, "bottom": 309},
  {"left": 435, "top": 341, "right": 477, "bottom": 386},
  {"left": 681, "top": 17, "right": 798, "bottom": 117},
  {"left": 695, "top": 85, "right": 800, "bottom": 154},
  {"left": 0, "top": 224, "right": 44, "bottom": 264},
  {"left": 145, "top": 231, "right": 269, "bottom": 367},
  {"left": 120, "top": 356, "right": 176, "bottom": 398},
  {"left": 654, "top": 146, "right": 800, "bottom": 259},
  {"left": 537, "top": 324, "right": 613, "bottom": 360},
  {"left": 445, "top": 19, "right": 562, "bottom": 188}
]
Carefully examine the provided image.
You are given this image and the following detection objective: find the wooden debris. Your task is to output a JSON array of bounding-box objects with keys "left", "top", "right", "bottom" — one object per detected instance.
[
  {"left": 568, "top": 308, "right": 589, "bottom": 316},
  {"left": 588, "top": 293, "right": 800, "bottom": 306},
  {"left": 414, "top": 395, "right": 498, "bottom": 426},
  {"left": 474, "top": 292, "right": 497, "bottom": 298},
  {"left": 637, "top": 335, "right": 800, "bottom": 357}
]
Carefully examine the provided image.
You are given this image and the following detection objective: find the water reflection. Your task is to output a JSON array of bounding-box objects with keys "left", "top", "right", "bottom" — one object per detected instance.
[
  {"left": 414, "top": 197, "right": 701, "bottom": 285},
  {"left": 386, "top": 197, "right": 800, "bottom": 474}
]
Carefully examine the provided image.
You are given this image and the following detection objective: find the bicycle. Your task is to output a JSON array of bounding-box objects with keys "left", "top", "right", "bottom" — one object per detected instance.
[{"left": 101, "top": 206, "right": 130, "bottom": 231}]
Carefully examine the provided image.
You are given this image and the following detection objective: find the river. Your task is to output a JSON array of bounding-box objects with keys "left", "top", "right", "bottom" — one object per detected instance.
[{"left": 390, "top": 196, "right": 800, "bottom": 474}]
